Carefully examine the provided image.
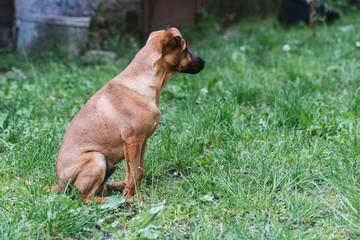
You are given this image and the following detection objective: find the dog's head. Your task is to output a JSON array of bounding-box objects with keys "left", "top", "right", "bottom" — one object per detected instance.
[{"left": 150, "top": 28, "right": 205, "bottom": 75}]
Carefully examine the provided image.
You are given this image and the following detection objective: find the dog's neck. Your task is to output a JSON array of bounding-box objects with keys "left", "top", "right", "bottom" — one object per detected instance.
[{"left": 114, "top": 46, "right": 174, "bottom": 105}]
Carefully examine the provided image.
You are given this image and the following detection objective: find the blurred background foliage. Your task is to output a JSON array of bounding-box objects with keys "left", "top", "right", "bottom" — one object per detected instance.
[
  {"left": 203, "top": 0, "right": 360, "bottom": 27},
  {"left": 91, "top": 0, "right": 360, "bottom": 56}
]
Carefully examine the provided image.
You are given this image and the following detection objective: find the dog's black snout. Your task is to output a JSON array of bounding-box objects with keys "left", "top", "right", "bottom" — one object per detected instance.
[
  {"left": 181, "top": 55, "right": 205, "bottom": 74},
  {"left": 198, "top": 57, "right": 205, "bottom": 70},
  {"left": 197, "top": 57, "right": 205, "bottom": 69}
]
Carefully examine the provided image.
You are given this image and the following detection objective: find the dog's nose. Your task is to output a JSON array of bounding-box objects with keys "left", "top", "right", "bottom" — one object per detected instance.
[{"left": 197, "top": 58, "right": 205, "bottom": 72}]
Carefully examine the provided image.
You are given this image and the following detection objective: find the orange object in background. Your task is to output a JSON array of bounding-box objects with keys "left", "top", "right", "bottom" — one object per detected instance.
[{"left": 144, "top": 0, "right": 202, "bottom": 33}]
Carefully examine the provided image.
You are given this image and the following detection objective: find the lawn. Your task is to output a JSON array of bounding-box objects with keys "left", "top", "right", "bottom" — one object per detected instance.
[{"left": 1, "top": 13, "right": 360, "bottom": 239}]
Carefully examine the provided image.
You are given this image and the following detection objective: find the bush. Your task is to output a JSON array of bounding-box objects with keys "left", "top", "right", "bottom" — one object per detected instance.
[
  {"left": 203, "top": 0, "right": 282, "bottom": 26},
  {"left": 203, "top": 0, "right": 359, "bottom": 26},
  {"left": 323, "top": 0, "right": 360, "bottom": 11}
]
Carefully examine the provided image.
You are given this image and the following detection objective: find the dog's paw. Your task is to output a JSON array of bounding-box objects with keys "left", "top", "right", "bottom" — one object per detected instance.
[{"left": 125, "top": 194, "right": 150, "bottom": 204}]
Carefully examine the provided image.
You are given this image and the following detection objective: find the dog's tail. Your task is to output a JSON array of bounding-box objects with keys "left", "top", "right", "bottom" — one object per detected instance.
[{"left": 51, "top": 184, "right": 60, "bottom": 193}]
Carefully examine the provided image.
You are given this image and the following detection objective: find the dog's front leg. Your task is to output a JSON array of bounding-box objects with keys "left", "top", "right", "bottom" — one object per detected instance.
[{"left": 123, "top": 139, "right": 145, "bottom": 202}]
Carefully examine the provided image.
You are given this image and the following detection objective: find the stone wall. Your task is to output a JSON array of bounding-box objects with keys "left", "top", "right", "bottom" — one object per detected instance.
[
  {"left": 15, "top": 0, "right": 101, "bottom": 17},
  {"left": 15, "top": 0, "right": 143, "bottom": 34}
]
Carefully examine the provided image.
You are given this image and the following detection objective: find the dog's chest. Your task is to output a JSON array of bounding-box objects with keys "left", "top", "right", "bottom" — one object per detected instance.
[{"left": 146, "top": 109, "right": 161, "bottom": 138}]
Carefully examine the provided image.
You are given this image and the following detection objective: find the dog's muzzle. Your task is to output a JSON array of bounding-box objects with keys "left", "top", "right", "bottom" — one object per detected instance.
[{"left": 181, "top": 55, "right": 205, "bottom": 74}]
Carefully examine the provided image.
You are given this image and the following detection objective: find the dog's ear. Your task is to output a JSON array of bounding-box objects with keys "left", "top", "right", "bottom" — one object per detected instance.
[
  {"left": 168, "top": 28, "right": 182, "bottom": 48},
  {"left": 162, "top": 28, "right": 183, "bottom": 53},
  {"left": 146, "top": 30, "right": 166, "bottom": 44}
]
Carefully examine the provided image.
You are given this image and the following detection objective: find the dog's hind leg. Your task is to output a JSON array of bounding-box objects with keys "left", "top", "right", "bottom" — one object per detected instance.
[{"left": 70, "top": 152, "right": 111, "bottom": 203}]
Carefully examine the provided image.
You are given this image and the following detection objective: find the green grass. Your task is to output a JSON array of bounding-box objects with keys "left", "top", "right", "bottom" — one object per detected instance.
[{"left": 1, "top": 13, "right": 360, "bottom": 239}]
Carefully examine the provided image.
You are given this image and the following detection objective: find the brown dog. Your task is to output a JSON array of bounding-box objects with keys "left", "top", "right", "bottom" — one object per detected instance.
[{"left": 54, "top": 28, "right": 205, "bottom": 203}]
